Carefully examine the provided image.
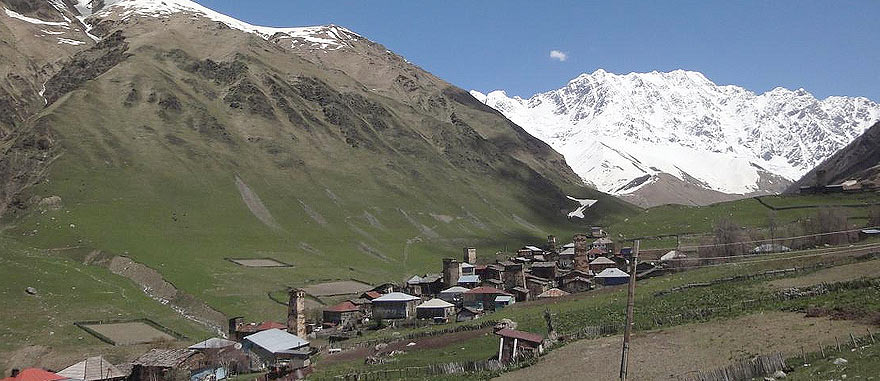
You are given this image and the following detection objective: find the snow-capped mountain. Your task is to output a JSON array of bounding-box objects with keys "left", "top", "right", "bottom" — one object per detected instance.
[{"left": 471, "top": 69, "right": 880, "bottom": 206}]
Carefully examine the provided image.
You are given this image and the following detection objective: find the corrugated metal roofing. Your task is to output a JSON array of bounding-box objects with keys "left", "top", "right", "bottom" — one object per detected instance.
[
  {"left": 188, "top": 338, "right": 237, "bottom": 350},
  {"left": 371, "top": 292, "right": 419, "bottom": 302},
  {"left": 464, "top": 286, "right": 510, "bottom": 295},
  {"left": 0, "top": 369, "right": 66, "bottom": 381},
  {"left": 440, "top": 286, "right": 469, "bottom": 294},
  {"left": 132, "top": 349, "right": 197, "bottom": 367},
  {"left": 589, "top": 257, "right": 616, "bottom": 265},
  {"left": 457, "top": 275, "right": 480, "bottom": 284},
  {"left": 494, "top": 295, "right": 514, "bottom": 303},
  {"left": 244, "top": 328, "right": 309, "bottom": 354},
  {"left": 325, "top": 300, "right": 359, "bottom": 312}
]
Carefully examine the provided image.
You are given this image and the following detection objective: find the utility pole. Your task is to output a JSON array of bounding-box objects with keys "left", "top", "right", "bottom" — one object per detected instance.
[{"left": 619, "top": 239, "right": 639, "bottom": 381}]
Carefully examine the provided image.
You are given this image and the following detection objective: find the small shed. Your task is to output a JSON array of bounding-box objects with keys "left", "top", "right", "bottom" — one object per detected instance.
[
  {"left": 371, "top": 292, "right": 420, "bottom": 319},
  {"left": 595, "top": 268, "right": 630, "bottom": 286},
  {"left": 58, "top": 356, "right": 126, "bottom": 381},
  {"left": 456, "top": 306, "right": 482, "bottom": 322},
  {"left": 416, "top": 298, "right": 456, "bottom": 319},
  {"left": 494, "top": 329, "right": 544, "bottom": 362},
  {"left": 494, "top": 295, "right": 515, "bottom": 308}
]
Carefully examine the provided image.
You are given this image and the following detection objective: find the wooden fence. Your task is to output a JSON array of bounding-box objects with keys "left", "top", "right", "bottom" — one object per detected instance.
[
  {"left": 684, "top": 353, "right": 786, "bottom": 381},
  {"left": 315, "top": 359, "right": 509, "bottom": 380}
]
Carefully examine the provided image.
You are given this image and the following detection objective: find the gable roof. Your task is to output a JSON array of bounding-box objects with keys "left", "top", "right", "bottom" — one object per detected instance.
[
  {"left": 593, "top": 238, "right": 613, "bottom": 245},
  {"left": 464, "top": 286, "right": 510, "bottom": 295},
  {"left": 440, "top": 286, "right": 469, "bottom": 294},
  {"left": 595, "top": 268, "right": 629, "bottom": 278},
  {"left": 1, "top": 369, "right": 66, "bottom": 381},
  {"left": 531, "top": 261, "right": 556, "bottom": 268},
  {"left": 132, "top": 349, "right": 197, "bottom": 367},
  {"left": 559, "top": 248, "right": 575, "bottom": 256},
  {"left": 361, "top": 291, "right": 382, "bottom": 299},
  {"left": 325, "top": 300, "right": 359, "bottom": 312},
  {"left": 254, "top": 321, "right": 286, "bottom": 331},
  {"left": 494, "top": 295, "right": 515, "bottom": 302},
  {"left": 372, "top": 292, "right": 419, "bottom": 302},
  {"left": 417, "top": 298, "right": 455, "bottom": 309},
  {"left": 188, "top": 338, "right": 237, "bottom": 350},
  {"left": 244, "top": 328, "right": 309, "bottom": 354},
  {"left": 406, "top": 275, "right": 422, "bottom": 285},
  {"left": 537, "top": 288, "right": 570, "bottom": 298},
  {"left": 58, "top": 356, "right": 126, "bottom": 381},
  {"left": 587, "top": 247, "right": 605, "bottom": 254},
  {"left": 589, "top": 257, "right": 616, "bottom": 265},
  {"left": 523, "top": 246, "right": 543, "bottom": 252},
  {"left": 494, "top": 329, "right": 543, "bottom": 344}
]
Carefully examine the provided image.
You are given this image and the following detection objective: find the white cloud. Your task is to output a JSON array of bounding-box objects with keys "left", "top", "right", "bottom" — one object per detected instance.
[{"left": 549, "top": 50, "right": 568, "bottom": 62}]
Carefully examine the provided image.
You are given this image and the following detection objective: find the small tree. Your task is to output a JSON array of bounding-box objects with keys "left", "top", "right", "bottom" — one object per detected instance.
[{"left": 712, "top": 218, "right": 745, "bottom": 257}]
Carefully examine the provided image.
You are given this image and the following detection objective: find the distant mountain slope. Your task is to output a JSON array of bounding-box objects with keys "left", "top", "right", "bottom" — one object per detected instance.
[
  {"left": 0, "top": 0, "right": 635, "bottom": 320},
  {"left": 472, "top": 69, "right": 880, "bottom": 207},
  {"left": 787, "top": 121, "right": 880, "bottom": 192}
]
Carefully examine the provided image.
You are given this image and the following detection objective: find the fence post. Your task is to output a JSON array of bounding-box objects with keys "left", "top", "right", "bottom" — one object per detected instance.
[
  {"left": 869, "top": 329, "right": 876, "bottom": 344},
  {"left": 818, "top": 342, "right": 825, "bottom": 358},
  {"left": 800, "top": 346, "right": 806, "bottom": 364},
  {"left": 850, "top": 333, "right": 858, "bottom": 348},
  {"left": 835, "top": 336, "right": 841, "bottom": 352}
]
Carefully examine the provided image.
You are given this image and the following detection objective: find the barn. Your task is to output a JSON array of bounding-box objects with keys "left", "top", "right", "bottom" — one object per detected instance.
[{"left": 371, "top": 292, "right": 420, "bottom": 319}]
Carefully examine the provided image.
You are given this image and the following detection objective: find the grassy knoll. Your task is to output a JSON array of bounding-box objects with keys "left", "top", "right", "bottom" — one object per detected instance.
[{"left": 785, "top": 342, "right": 880, "bottom": 380}]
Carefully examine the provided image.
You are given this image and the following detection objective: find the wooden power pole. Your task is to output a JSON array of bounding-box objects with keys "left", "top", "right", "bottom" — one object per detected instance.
[{"left": 619, "top": 239, "right": 639, "bottom": 380}]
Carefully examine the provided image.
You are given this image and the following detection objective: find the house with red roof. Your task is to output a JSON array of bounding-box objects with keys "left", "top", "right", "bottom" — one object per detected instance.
[
  {"left": 1, "top": 369, "right": 66, "bottom": 381},
  {"left": 462, "top": 286, "right": 511, "bottom": 311},
  {"left": 322, "top": 300, "right": 361, "bottom": 327}
]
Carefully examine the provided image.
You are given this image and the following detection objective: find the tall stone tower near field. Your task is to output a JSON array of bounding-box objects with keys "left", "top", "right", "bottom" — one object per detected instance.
[
  {"left": 442, "top": 258, "right": 462, "bottom": 288},
  {"left": 287, "top": 288, "right": 306, "bottom": 338}
]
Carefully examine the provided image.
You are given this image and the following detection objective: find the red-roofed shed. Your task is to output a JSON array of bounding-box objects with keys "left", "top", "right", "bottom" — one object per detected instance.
[
  {"left": 494, "top": 329, "right": 544, "bottom": 362},
  {"left": 1, "top": 369, "right": 66, "bottom": 381}
]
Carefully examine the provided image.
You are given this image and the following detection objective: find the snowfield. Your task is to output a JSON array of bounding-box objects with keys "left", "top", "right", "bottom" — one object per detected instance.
[{"left": 472, "top": 69, "right": 880, "bottom": 196}]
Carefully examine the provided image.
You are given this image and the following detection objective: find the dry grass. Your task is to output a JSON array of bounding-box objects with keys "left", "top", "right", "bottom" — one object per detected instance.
[
  {"left": 766, "top": 259, "right": 880, "bottom": 289},
  {"left": 496, "top": 311, "right": 873, "bottom": 381},
  {"left": 82, "top": 322, "right": 176, "bottom": 345}
]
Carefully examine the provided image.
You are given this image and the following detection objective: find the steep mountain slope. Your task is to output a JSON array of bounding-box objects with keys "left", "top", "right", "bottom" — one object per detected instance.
[
  {"left": 472, "top": 69, "right": 880, "bottom": 207},
  {"left": 0, "top": 0, "right": 635, "bottom": 324},
  {"left": 788, "top": 121, "right": 880, "bottom": 191}
]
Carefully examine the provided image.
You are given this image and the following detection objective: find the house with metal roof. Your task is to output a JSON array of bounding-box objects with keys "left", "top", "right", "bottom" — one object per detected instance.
[
  {"left": 322, "top": 300, "right": 361, "bottom": 327},
  {"left": 439, "top": 286, "right": 469, "bottom": 303},
  {"left": 463, "top": 286, "right": 511, "bottom": 311},
  {"left": 243, "top": 328, "right": 311, "bottom": 369},
  {"left": 416, "top": 298, "right": 456, "bottom": 320},
  {"left": 371, "top": 292, "right": 420, "bottom": 319},
  {"left": 457, "top": 274, "right": 480, "bottom": 288},
  {"left": 595, "top": 267, "right": 630, "bottom": 285},
  {"left": 495, "top": 329, "right": 544, "bottom": 362},
  {"left": 494, "top": 295, "right": 515, "bottom": 309},
  {"left": 589, "top": 256, "right": 617, "bottom": 273}
]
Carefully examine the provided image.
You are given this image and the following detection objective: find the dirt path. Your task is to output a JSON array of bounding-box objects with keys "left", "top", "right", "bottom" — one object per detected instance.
[
  {"left": 496, "top": 312, "right": 873, "bottom": 381},
  {"left": 766, "top": 259, "right": 880, "bottom": 289}
]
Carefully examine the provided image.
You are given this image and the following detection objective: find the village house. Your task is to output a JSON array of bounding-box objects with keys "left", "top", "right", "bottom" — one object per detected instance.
[
  {"left": 131, "top": 349, "right": 204, "bottom": 381},
  {"left": 439, "top": 286, "right": 469, "bottom": 304},
  {"left": 592, "top": 237, "right": 614, "bottom": 253},
  {"left": 460, "top": 262, "right": 476, "bottom": 276},
  {"left": 1, "top": 369, "right": 66, "bottom": 381},
  {"left": 595, "top": 267, "right": 630, "bottom": 286},
  {"left": 494, "top": 329, "right": 544, "bottom": 362},
  {"left": 228, "top": 318, "right": 287, "bottom": 341},
  {"left": 456, "top": 306, "right": 482, "bottom": 322},
  {"left": 463, "top": 286, "right": 511, "bottom": 311},
  {"left": 416, "top": 298, "right": 456, "bottom": 321},
  {"left": 457, "top": 274, "right": 480, "bottom": 288},
  {"left": 371, "top": 292, "right": 420, "bottom": 319},
  {"left": 58, "top": 356, "right": 126, "bottom": 381},
  {"left": 187, "top": 338, "right": 250, "bottom": 380},
  {"left": 501, "top": 261, "right": 526, "bottom": 290},
  {"left": 495, "top": 294, "right": 516, "bottom": 309},
  {"left": 243, "top": 328, "right": 312, "bottom": 371},
  {"left": 525, "top": 274, "right": 553, "bottom": 298},
  {"left": 405, "top": 274, "right": 443, "bottom": 296},
  {"left": 349, "top": 298, "right": 372, "bottom": 317},
  {"left": 561, "top": 275, "right": 593, "bottom": 293},
  {"left": 529, "top": 261, "right": 558, "bottom": 280},
  {"left": 360, "top": 291, "right": 382, "bottom": 300},
  {"left": 590, "top": 226, "right": 607, "bottom": 238},
  {"left": 509, "top": 286, "right": 530, "bottom": 302},
  {"left": 588, "top": 256, "right": 617, "bottom": 273},
  {"left": 322, "top": 300, "right": 361, "bottom": 328},
  {"left": 482, "top": 264, "right": 505, "bottom": 285}
]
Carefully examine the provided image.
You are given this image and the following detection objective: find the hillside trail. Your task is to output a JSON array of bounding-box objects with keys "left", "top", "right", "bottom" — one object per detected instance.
[{"left": 495, "top": 311, "right": 873, "bottom": 381}]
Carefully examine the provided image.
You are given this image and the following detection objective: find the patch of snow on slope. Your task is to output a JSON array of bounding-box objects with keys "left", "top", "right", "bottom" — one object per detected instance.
[
  {"left": 3, "top": 7, "right": 69, "bottom": 27},
  {"left": 83, "top": 0, "right": 358, "bottom": 49},
  {"left": 57, "top": 38, "right": 86, "bottom": 45},
  {"left": 567, "top": 196, "right": 597, "bottom": 219}
]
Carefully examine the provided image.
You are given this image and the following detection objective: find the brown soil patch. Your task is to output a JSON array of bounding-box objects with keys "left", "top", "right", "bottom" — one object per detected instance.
[
  {"left": 82, "top": 322, "right": 175, "bottom": 345},
  {"left": 302, "top": 280, "right": 373, "bottom": 296},
  {"left": 766, "top": 259, "right": 880, "bottom": 289},
  {"left": 496, "top": 311, "right": 872, "bottom": 381}
]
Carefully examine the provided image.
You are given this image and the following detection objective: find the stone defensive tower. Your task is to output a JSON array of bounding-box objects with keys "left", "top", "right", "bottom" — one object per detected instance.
[{"left": 287, "top": 288, "right": 306, "bottom": 338}]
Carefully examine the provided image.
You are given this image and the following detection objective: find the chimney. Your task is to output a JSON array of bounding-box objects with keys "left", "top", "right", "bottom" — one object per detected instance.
[
  {"left": 442, "top": 258, "right": 461, "bottom": 287},
  {"left": 287, "top": 289, "right": 306, "bottom": 338},
  {"left": 547, "top": 235, "right": 558, "bottom": 252},
  {"left": 228, "top": 316, "right": 243, "bottom": 340},
  {"left": 463, "top": 247, "right": 477, "bottom": 264}
]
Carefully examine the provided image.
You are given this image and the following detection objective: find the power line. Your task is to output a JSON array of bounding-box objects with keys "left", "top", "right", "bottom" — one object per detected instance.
[
  {"left": 630, "top": 226, "right": 875, "bottom": 253},
  {"left": 667, "top": 243, "right": 880, "bottom": 271}
]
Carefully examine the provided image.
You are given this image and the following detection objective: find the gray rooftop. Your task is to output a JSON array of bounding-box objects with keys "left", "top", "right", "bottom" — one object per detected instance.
[{"left": 244, "top": 328, "right": 309, "bottom": 354}]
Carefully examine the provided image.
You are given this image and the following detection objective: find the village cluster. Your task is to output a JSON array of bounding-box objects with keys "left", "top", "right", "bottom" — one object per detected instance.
[{"left": 6, "top": 228, "right": 678, "bottom": 381}]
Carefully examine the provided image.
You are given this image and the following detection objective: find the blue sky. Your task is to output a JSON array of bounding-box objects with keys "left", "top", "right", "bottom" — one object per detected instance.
[{"left": 198, "top": 1, "right": 879, "bottom": 101}]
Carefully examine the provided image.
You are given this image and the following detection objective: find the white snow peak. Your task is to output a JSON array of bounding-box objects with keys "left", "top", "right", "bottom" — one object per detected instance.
[{"left": 473, "top": 69, "right": 880, "bottom": 196}]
